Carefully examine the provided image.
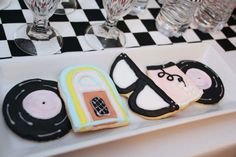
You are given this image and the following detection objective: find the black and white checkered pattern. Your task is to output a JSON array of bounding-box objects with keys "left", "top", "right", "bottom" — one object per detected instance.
[{"left": 0, "top": 0, "right": 235, "bottom": 58}]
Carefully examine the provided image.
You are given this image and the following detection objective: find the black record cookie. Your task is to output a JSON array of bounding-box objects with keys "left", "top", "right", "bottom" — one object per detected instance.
[
  {"left": 2, "top": 79, "right": 71, "bottom": 142},
  {"left": 176, "top": 60, "right": 224, "bottom": 104}
]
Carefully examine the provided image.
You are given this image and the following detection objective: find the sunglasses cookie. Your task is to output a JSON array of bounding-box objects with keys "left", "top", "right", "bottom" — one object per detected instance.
[
  {"left": 110, "top": 53, "right": 179, "bottom": 120},
  {"left": 177, "top": 60, "right": 224, "bottom": 104},
  {"left": 2, "top": 79, "right": 71, "bottom": 142},
  {"left": 147, "top": 62, "right": 203, "bottom": 110},
  {"left": 59, "top": 65, "right": 129, "bottom": 132}
]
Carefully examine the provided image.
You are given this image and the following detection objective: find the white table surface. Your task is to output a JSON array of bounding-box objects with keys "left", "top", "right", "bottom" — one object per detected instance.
[{"left": 55, "top": 42, "right": 236, "bottom": 157}]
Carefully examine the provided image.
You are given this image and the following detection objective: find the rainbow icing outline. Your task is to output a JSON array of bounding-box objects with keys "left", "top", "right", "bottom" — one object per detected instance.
[{"left": 59, "top": 64, "right": 129, "bottom": 132}]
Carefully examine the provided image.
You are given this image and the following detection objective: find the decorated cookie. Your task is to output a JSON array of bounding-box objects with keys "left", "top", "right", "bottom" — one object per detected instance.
[
  {"left": 2, "top": 79, "right": 71, "bottom": 142},
  {"left": 110, "top": 53, "right": 180, "bottom": 119},
  {"left": 147, "top": 62, "right": 203, "bottom": 109},
  {"left": 59, "top": 65, "right": 129, "bottom": 132},
  {"left": 177, "top": 60, "right": 224, "bottom": 104}
]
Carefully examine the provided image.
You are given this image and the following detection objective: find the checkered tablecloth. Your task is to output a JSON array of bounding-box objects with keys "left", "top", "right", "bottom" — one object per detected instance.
[{"left": 0, "top": 0, "right": 236, "bottom": 58}]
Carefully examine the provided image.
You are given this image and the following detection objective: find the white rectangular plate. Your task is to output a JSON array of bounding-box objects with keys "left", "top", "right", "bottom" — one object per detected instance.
[{"left": 0, "top": 43, "right": 236, "bottom": 157}]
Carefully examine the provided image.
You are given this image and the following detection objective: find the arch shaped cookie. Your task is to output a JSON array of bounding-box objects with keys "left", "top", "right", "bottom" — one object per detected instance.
[{"left": 59, "top": 65, "right": 129, "bottom": 132}]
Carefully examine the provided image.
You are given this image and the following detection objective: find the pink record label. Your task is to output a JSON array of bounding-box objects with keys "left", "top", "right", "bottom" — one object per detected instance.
[
  {"left": 186, "top": 68, "right": 212, "bottom": 90},
  {"left": 23, "top": 90, "right": 62, "bottom": 119}
]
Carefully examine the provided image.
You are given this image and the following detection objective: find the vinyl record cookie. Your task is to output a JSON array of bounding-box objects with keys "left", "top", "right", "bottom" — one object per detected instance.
[
  {"left": 177, "top": 60, "right": 224, "bottom": 104},
  {"left": 2, "top": 79, "right": 71, "bottom": 142}
]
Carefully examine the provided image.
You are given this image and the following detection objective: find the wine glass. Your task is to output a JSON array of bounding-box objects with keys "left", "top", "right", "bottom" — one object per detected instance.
[
  {"left": 0, "top": 0, "right": 11, "bottom": 10},
  {"left": 85, "top": 0, "right": 136, "bottom": 50},
  {"left": 14, "top": 0, "right": 63, "bottom": 55},
  {"left": 158, "top": 0, "right": 165, "bottom": 4},
  {"left": 55, "top": 0, "right": 78, "bottom": 15}
]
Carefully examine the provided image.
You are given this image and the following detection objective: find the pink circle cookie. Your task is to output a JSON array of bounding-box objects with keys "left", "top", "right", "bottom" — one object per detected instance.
[
  {"left": 23, "top": 90, "right": 62, "bottom": 119},
  {"left": 186, "top": 68, "right": 212, "bottom": 90}
]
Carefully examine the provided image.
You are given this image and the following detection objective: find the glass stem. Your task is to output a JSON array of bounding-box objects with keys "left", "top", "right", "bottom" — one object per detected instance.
[
  {"left": 32, "top": 16, "right": 49, "bottom": 34},
  {"left": 27, "top": 16, "right": 54, "bottom": 40},
  {"left": 104, "top": 17, "right": 118, "bottom": 28}
]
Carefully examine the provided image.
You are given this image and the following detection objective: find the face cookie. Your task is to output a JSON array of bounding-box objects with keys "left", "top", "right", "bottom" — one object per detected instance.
[
  {"left": 110, "top": 53, "right": 179, "bottom": 119},
  {"left": 2, "top": 79, "right": 71, "bottom": 142},
  {"left": 177, "top": 60, "right": 224, "bottom": 104},
  {"left": 146, "top": 62, "right": 203, "bottom": 109},
  {"left": 59, "top": 65, "right": 128, "bottom": 132}
]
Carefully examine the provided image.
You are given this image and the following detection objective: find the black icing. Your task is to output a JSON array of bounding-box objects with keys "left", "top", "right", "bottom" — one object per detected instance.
[
  {"left": 157, "top": 69, "right": 186, "bottom": 87},
  {"left": 90, "top": 96, "right": 110, "bottom": 117},
  {"left": 147, "top": 62, "right": 175, "bottom": 70},
  {"left": 2, "top": 79, "right": 71, "bottom": 142},
  {"left": 176, "top": 60, "right": 224, "bottom": 104},
  {"left": 148, "top": 62, "right": 186, "bottom": 87},
  {"left": 110, "top": 53, "right": 179, "bottom": 118},
  {"left": 128, "top": 80, "right": 178, "bottom": 117},
  {"left": 109, "top": 54, "right": 138, "bottom": 94}
]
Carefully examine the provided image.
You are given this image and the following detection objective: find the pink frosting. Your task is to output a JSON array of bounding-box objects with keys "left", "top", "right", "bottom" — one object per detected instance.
[
  {"left": 147, "top": 65, "right": 203, "bottom": 107},
  {"left": 186, "top": 68, "right": 212, "bottom": 90},
  {"left": 22, "top": 90, "right": 62, "bottom": 119}
]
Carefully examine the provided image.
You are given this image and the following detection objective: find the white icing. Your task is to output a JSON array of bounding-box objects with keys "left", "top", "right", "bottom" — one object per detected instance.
[
  {"left": 18, "top": 112, "right": 33, "bottom": 126},
  {"left": 43, "top": 84, "right": 58, "bottom": 90},
  {"left": 15, "top": 89, "right": 25, "bottom": 100},
  {"left": 73, "top": 72, "right": 94, "bottom": 122},
  {"left": 219, "top": 85, "right": 224, "bottom": 97},
  {"left": 6, "top": 104, "right": 15, "bottom": 125},
  {"left": 37, "top": 129, "right": 61, "bottom": 137},
  {"left": 76, "top": 71, "right": 103, "bottom": 92},
  {"left": 79, "top": 75, "right": 99, "bottom": 87},
  {"left": 136, "top": 85, "right": 169, "bottom": 110},
  {"left": 213, "top": 76, "right": 218, "bottom": 88},
  {"left": 112, "top": 60, "right": 138, "bottom": 89},
  {"left": 54, "top": 116, "right": 67, "bottom": 126},
  {"left": 19, "top": 79, "right": 42, "bottom": 87}
]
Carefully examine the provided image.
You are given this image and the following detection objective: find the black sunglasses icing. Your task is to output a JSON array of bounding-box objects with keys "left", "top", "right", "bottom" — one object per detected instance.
[{"left": 110, "top": 53, "right": 180, "bottom": 118}]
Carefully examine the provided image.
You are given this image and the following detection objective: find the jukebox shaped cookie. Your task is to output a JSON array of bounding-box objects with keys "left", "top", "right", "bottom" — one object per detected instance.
[
  {"left": 146, "top": 62, "right": 203, "bottom": 110},
  {"left": 2, "top": 79, "right": 71, "bottom": 142},
  {"left": 177, "top": 60, "right": 224, "bottom": 104},
  {"left": 58, "top": 65, "right": 129, "bottom": 132},
  {"left": 110, "top": 53, "right": 180, "bottom": 120}
]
